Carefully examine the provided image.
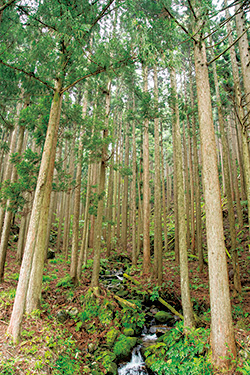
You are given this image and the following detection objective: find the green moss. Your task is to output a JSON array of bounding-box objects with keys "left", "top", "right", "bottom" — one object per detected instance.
[
  {"left": 106, "top": 328, "right": 120, "bottom": 348},
  {"left": 113, "top": 335, "right": 137, "bottom": 360},
  {"left": 123, "top": 328, "right": 135, "bottom": 337},
  {"left": 155, "top": 311, "right": 173, "bottom": 323}
]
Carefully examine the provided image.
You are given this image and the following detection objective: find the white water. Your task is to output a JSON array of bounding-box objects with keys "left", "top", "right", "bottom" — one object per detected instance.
[
  {"left": 118, "top": 346, "right": 148, "bottom": 375},
  {"left": 118, "top": 332, "right": 157, "bottom": 375}
]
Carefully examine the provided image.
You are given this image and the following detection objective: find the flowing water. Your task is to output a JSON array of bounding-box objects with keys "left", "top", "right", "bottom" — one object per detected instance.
[
  {"left": 118, "top": 331, "right": 158, "bottom": 375},
  {"left": 118, "top": 346, "right": 148, "bottom": 375}
]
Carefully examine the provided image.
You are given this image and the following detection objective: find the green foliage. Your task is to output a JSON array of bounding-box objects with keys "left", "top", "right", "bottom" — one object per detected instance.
[
  {"left": 78, "top": 292, "right": 114, "bottom": 328},
  {"left": 52, "top": 337, "right": 82, "bottom": 375},
  {"left": 56, "top": 275, "right": 73, "bottom": 288},
  {"left": 116, "top": 301, "right": 146, "bottom": 331},
  {"left": 144, "top": 322, "right": 211, "bottom": 375},
  {"left": 0, "top": 359, "right": 16, "bottom": 375}
]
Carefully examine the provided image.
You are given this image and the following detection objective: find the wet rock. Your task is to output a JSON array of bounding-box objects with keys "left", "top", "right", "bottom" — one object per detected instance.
[
  {"left": 124, "top": 328, "right": 135, "bottom": 337},
  {"left": 56, "top": 310, "right": 68, "bottom": 323},
  {"left": 106, "top": 362, "right": 117, "bottom": 375},
  {"left": 113, "top": 335, "right": 137, "bottom": 360},
  {"left": 106, "top": 328, "right": 120, "bottom": 348},
  {"left": 116, "top": 289, "right": 128, "bottom": 298},
  {"left": 148, "top": 325, "right": 170, "bottom": 336},
  {"left": 155, "top": 311, "right": 174, "bottom": 324}
]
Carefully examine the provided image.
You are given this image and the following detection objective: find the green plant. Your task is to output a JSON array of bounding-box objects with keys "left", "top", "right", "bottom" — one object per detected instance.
[
  {"left": 56, "top": 275, "right": 73, "bottom": 288},
  {"left": 0, "top": 359, "right": 17, "bottom": 375},
  {"left": 144, "top": 322, "right": 211, "bottom": 375}
]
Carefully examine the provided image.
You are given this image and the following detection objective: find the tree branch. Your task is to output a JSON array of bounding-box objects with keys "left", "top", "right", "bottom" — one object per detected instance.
[
  {"left": 0, "top": 0, "right": 16, "bottom": 12},
  {"left": 61, "top": 55, "right": 137, "bottom": 94},
  {"left": 207, "top": 24, "right": 250, "bottom": 66},
  {"left": 163, "top": 6, "right": 197, "bottom": 43},
  {"left": 0, "top": 59, "right": 55, "bottom": 91},
  {"left": 81, "top": 0, "right": 116, "bottom": 40}
]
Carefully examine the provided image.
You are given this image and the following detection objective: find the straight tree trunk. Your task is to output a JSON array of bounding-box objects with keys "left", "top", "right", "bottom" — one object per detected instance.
[
  {"left": 142, "top": 65, "right": 151, "bottom": 274},
  {"left": 131, "top": 93, "right": 137, "bottom": 266},
  {"left": 170, "top": 67, "right": 194, "bottom": 329},
  {"left": 189, "top": 59, "right": 203, "bottom": 268},
  {"left": 193, "top": 20, "right": 236, "bottom": 366},
  {"left": 121, "top": 119, "right": 129, "bottom": 251},
  {"left": 70, "top": 87, "right": 88, "bottom": 284},
  {"left": 0, "top": 123, "right": 25, "bottom": 281},
  {"left": 210, "top": 36, "right": 241, "bottom": 294},
  {"left": 91, "top": 80, "right": 111, "bottom": 288},
  {"left": 153, "top": 66, "right": 162, "bottom": 283},
  {"left": 8, "top": 79, "right": 63, "bottom": 342}
]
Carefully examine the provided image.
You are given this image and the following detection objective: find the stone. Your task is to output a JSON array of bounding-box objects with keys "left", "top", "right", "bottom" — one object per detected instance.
[
  {"left": 56, "top": 310, "right": 68, "bottom": 323},
  {"left": 123, "top": 328, "right": 135, "bottom": 337},
  {"left": 155, "top": 311, "right": 174, "bottom": 324},
  {"left": 67, "top": 307, "right": 78, "bottom": 318},
  {"left": 113, "top": 335, "right": 137, "bottom": 360},
  {"left": 106, "top": 328, "right": 120, "bottom": 348},
  {"left": 106, "top": 362, "right": 117, "bottom": 375}
]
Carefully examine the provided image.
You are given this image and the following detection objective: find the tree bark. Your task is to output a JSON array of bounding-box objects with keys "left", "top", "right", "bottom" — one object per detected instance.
[
  {"left": 153, "top": 66, "right": 162, "bottom": 283},
  {"left": 91, "top": 79, "right": 111, "bottom": 288},
  {"left": 170, "top": 67, "right": 194, "bottom": 329},
  {"left": 8, "top": 79, "right": 63, "bottom": 342},
  {"left": 142, "top": 65, "right": 151, "bottom": 274},
  {"left": 193, "top": 25, "right": 236, "bottom": 366}
]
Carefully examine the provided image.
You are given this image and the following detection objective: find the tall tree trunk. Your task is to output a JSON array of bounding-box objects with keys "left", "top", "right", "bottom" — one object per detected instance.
[
  {"left": 0, "top": 123, "right": 25, "bottom": 281},
  {"left": 227, "top": 116, "right": 243, "bottom": 228},
  {"left": 153, "top": 66, "right": 162, "bottom": 283},
  {"left": 131, "top": 93, "right": 137, "bottom": 266},
  {"left": 234, "top": 3, "right": 250, "bottom": 232},
  {"left": 91, "top": 80, "right": 111, "bottom": 288},
  {"left": 210, "top": 36, "right": 241, "bottom": 294},
  {"left": 189, "top": 59, "right": 203, "bottom": 268},
  {"left": 8, "top": 80, "right": 63, "bottom": 342},
  {"left": 62, "top": 135, "right": 75, "bottom": 259},
  {"left": 170, "top": 67, "right": 194, "bottom": 329},
  {"left": 193, "top": 21, "right": 236, "bottom": 366},
  {"left": 0, "top": 103, "right": 21, "bottom": 235},
  {"left": 70, "top": 87, "right": 88, "bottom": 284},
  {"left": 142, "top": 65, "right": 151, "bottom": 274},
  {"left": 121, "top": 119, "right": 129, "bottom": 251},
  {"left": 56, "top": 140, "right": 68, "bottom": 251},
  {"left": 77, "top": 164, "right": 91, "bottom": 279},
  {"left": 161, "top": 125, "right": 168, "bottom": 254}
]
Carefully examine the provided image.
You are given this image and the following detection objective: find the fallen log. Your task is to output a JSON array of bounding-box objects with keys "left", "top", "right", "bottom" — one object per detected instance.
[{"left": 114, "top": 295, "right": 137, "bottom": 309}]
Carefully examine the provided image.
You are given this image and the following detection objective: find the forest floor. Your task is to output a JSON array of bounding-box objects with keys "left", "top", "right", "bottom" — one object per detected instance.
[{"left": 0, "top": 218, "right": 249, "bottom": 375}]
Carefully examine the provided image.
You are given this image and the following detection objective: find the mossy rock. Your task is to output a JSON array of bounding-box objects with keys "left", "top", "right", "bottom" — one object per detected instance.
[
  {"left": 155, "top": 311, "right": 174, "bottom": 323},
  {"left": 106, "top": 328, "right": 120, "bottom": 348},
  {"left": 123, "top": 328, "right": 135, "bottom": 337},
  {"left": 113, "top": 335, "right": 137, "bottom": 360},
  {"left": 116, "top": 290, "right": 129, "bottom": 298},
  {"left": 106, "top": 362, "right": 118, "bottom": 375}
]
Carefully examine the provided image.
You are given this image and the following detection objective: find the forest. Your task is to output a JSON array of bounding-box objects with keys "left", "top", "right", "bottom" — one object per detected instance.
[{"left": 0, "top": 0, "right": 250, "bottom": 374}]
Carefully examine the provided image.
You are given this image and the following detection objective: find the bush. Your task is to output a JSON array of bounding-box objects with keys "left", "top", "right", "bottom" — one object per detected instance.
[{"left": 144, "top": 322, "right": 212, "bottom": 375}]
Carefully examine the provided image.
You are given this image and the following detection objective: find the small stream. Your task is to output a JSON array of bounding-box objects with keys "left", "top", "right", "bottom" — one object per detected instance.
[
  {"left": 99, "top": 266, "right": 174, "bottom": 375},
  {"left": 118, "top": 329, "right": 158, "bottom": 375}
]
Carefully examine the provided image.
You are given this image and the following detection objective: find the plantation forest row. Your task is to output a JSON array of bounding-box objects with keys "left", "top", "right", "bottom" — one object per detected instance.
[{"left": 0, "top": 0, "right": 250, "bottom": 374}]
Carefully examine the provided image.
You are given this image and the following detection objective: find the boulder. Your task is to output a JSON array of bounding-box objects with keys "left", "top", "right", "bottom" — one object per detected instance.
[
  {"left": 113, "top": 335, "right": 137, "bottom": 360},
  {"left": 123, "top": 328, "right": 135, "bottom": 337},
  {"left": 106, "top": 328, "right": 120, "bottom": 348},
  {"left": 56, "top": 310, "right": 68, "bottom": 323},
  {"left": 155, "top": 311, "right": 174, "bottom": 324}
]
